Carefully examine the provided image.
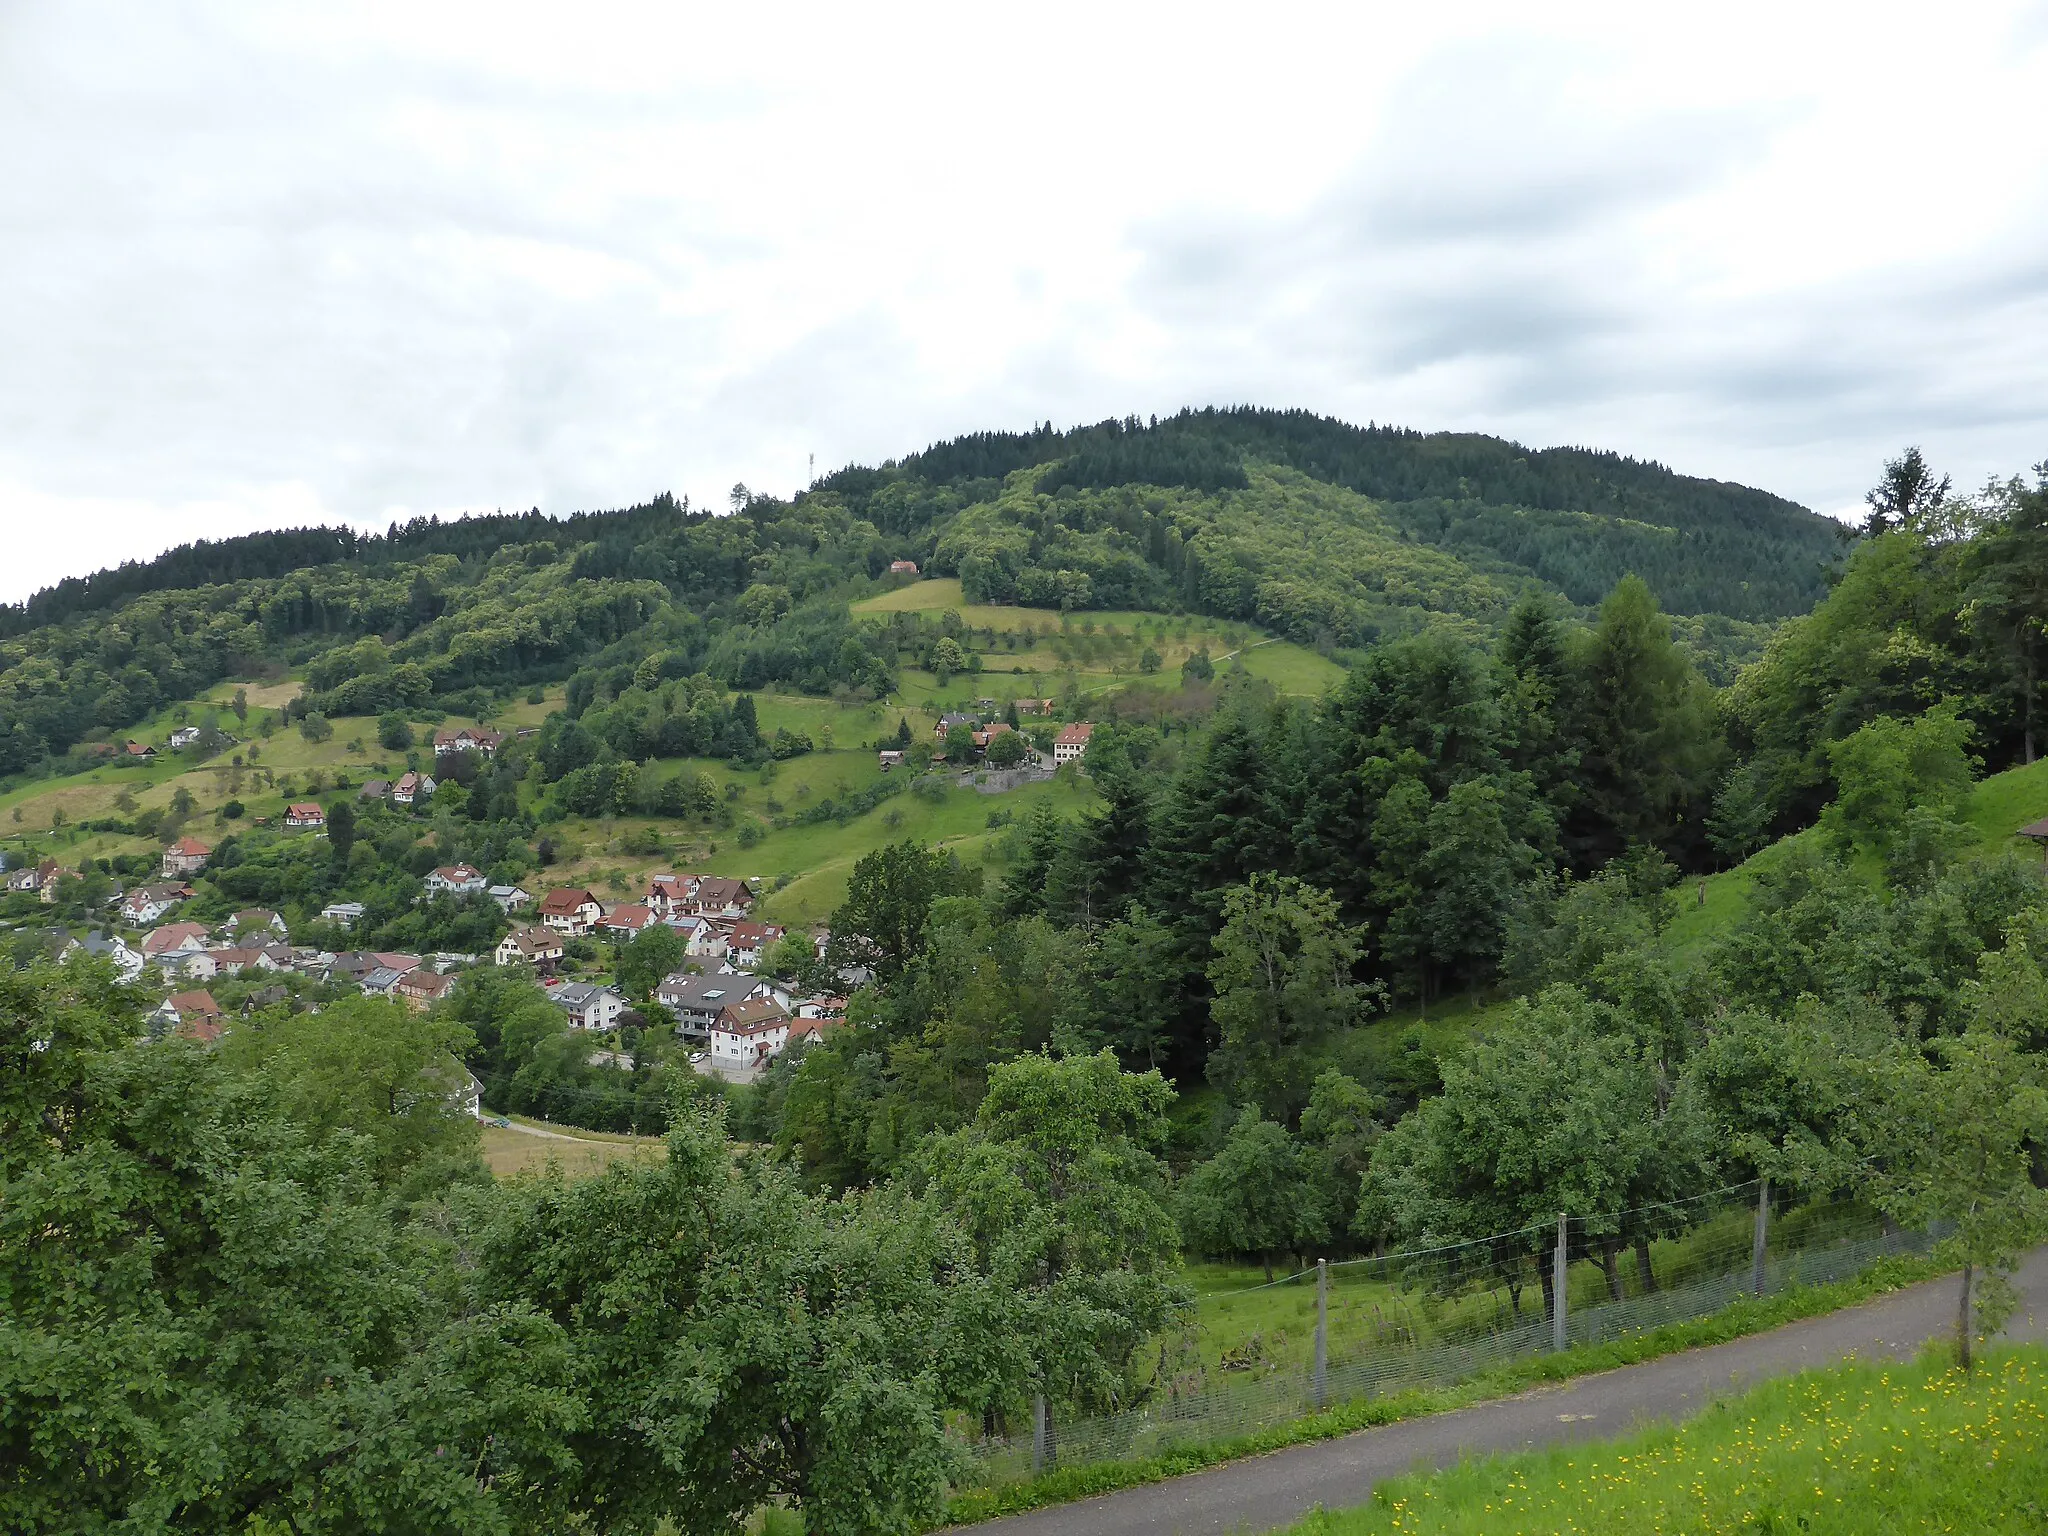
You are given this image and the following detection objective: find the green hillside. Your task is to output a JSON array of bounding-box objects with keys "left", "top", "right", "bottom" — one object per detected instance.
[{"left": 0, "top": 408, "right": 1834, "bottom": 786}]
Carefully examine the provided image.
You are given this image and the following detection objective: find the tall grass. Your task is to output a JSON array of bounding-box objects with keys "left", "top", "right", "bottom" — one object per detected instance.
[{"left": 1288, "top": 1346, "right": 2048, "bottom": 1536}]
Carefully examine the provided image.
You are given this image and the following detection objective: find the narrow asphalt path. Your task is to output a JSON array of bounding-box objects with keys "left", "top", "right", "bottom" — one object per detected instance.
[{"left": 968, "top": 1249, "right": 2048, "bottom": 1536}]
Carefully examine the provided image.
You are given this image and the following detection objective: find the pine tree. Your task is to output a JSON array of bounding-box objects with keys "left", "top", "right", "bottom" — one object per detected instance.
[
  {"left": 1145, "top": 707, "right": 1287, "bottom": 936},
  {"left": 1568, "top": 576, "right": 1722, "bottom": 868},
  {"left": 1496, "top": 592, "right": 1581, "bottom": 813}
]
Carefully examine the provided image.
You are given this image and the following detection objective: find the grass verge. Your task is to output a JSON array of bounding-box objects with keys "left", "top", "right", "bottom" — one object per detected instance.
[
  {"left": 939, "top": 1252, "right": 1951, "bottom": 1527},
  {"left": 1282, "top": 1344, "right": 2048, "bottom": 1535}
]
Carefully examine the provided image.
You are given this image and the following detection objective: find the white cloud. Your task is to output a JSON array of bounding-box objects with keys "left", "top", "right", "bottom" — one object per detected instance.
[{"left": 1, "top": 0, "right": 2045, "bottom": 600}]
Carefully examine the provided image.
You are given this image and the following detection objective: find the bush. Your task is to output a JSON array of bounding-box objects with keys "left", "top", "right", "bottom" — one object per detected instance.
[
  {"left": 735, "top": 820, "right": 766, "bottom": 848},
  {"left": 377, "top": 713, "right": 414, "bottom": 751},
  {"left": 986, "top": 731, "right": 1028, "bottom": 768},
  {"left": 220, "top": 800, "right": 245, "bottom": 820}
]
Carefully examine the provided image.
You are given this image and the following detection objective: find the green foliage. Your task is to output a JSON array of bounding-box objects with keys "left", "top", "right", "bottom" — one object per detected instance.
[
  {"left": 1821, "top": 705, "right": 1975, "bottom": 861},
  {"left": 1206, "top": 874, "right": 1370, "bottom": 1118},
  {"left": 1873, "top": 945, "right": 2048, "bottom": 1367},
  {"left": 1362, "top": 987, "right": 1713, "bottom": 1276},
  {"left": 215, "top": 995, "right": 479, "bottom": 1187},
  {"left": 826, "top": 839, "right": 980, "bottom": 982},
  {"left": 616, "top": 921, "right": 687, "bottom": 1001},
  {"left": 481, "top": 1104, "right": 998, "bottom": 1536},
  {"left": 914, "top": 1051, "right": 1186, "bottom": 1412},
  {"left": 1568, "top": 574, "right": 1724, "bottom": 867},
  {"left": 325, "top": 794, "right": 355, "bottom": 861},
  {"left": 0, "top": 963, "right": 580, "bottom": 1533},
  {"left": 377, "top": 710, "right": 414, "bottom": 749},
  {"left": 987, "top": 728, "right": 1027, "bottom": 767},
  {"left": 1178, "top": 1107, "right": 1328, "bottom": 1275}
]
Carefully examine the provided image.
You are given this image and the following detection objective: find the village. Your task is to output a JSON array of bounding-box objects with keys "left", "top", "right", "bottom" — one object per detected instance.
[
  {"left": 1, "top": 703, "right": 1103, "bottom": 1096},
  {"left": 13, "top": 836, "right": 853, "bottom": 1087}
]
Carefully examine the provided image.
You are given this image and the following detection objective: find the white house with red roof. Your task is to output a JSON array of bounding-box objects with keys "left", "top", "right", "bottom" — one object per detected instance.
[
  {"left": 708, "top": 996, "right": 792, "bottom": 1070},
  {"left": 548, "top": 979, "right": 626, "bottom": 1031},
  {"left": 391, "top": 771, "right": 436, "bottom": 805},
  {"left": 120, "top": 883, "right": 190, "bottom": 927},
  {"left": 538, "top": 887, "right": 603, "bottom": 936},
  {"left": 432, "top": 726, "right": 504, "bottom": 758},
  {"left": 1053, "top": 722, "right": 1095, "bottom": 765},
  {"left": 394, "top": 968, "right": 456, "bottom": 1010},
  {"left": 685, "top": 876, "right": 754, "bottom": 917},
  {"left": 283, "top": 802, "right": 327, "bottom": 830},
  {"left": 142, "top": 921, "right": 212, "bottom": 961},
  {"left": 644, "top": 873, "right": 690, "bottom": 917},
  {"left": 600, "top": 903, "right": 657, "bottom": 939},
  {"left": 424, "top": 864, "right": 487, "bottom": 896},
  {"left": 494, "top": 925, "right": 565, "bottom": 968},
  {"left": 156, "top": 989, "right": 224, "bottom": 1042},
  {"left": 723, "top": 920, "right": 787, "bottom": 971}
]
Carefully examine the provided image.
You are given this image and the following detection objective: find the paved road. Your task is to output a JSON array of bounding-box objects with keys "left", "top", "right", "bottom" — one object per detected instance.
[{"left": 969, "top": 1249, "right": 2048, "bottom": 1536}]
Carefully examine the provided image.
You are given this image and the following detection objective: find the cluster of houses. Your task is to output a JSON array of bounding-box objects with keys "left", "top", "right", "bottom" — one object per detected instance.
[
  {"left": 117, "top": 903, "right": 474, "bottom": 1039},
  {"left": 26, "top": 809, "right": 845, "bottom": 1078},
  {"left": 485, "top": 872, "right": 846, "bottom": 1081},
  {"left": 875, "top": 709, "right": 1091, "bottom": 774},
  {"left": 13, "top": 832, "right": 492, "bottom": 1041}
]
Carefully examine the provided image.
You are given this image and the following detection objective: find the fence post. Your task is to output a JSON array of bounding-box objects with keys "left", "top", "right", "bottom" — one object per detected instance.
[
  {"left": 1751, "top": 1178, "right": 1771, "bottom": 1297},
  {"left": 1032, "top": 1392, "right": 1049, "bottom": 1475},
  {"left": 1552, "top": 1212, "right": 1569, "bottom": 1353},
  {"left": 1314, "top": 1259, "right": 1329, "bottom": 1411}
]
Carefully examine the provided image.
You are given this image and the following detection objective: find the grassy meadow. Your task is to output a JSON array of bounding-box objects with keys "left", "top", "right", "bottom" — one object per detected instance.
[
  {"left": 479, "top": 1117, "right": 665, "bottom": 1179},
  {"left": 1663, "top": 753, "right": 2048, "bottom": 960},
  {"left": 1285, "top": 1346, "right": 2048, "bottom": 1536},
  {"left": 852, "top": 579, "right": 1348, "bottom": 699}
]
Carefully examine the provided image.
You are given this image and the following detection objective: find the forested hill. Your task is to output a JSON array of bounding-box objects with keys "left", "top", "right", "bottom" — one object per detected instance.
[
  {"left": 820, "top": 407, "right": 1848, "bottom": 622},
  {"left": 0, "top": 407, "right": 1843, "bottom": 773},
  {"left": 5, "top": 408, "right": 1841, "bottom": 641}
]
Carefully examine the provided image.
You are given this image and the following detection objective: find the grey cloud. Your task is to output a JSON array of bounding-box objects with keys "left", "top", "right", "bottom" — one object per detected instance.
[{"left": 1339, "top": 37, "right": 1782, "bottom": 244}]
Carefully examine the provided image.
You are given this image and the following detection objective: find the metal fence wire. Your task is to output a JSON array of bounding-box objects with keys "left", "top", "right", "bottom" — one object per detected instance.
[{"left": 959, "top": 1180, "right": 1932, "bottom": 1484}]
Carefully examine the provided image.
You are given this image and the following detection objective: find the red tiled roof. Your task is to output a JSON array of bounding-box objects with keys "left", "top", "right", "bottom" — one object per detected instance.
[
  {"left": 716, "top": 997, "right": 789, "bottom": 1033},
  {"left": 142, "top": 923, "right": 210, "bottom": 956}
]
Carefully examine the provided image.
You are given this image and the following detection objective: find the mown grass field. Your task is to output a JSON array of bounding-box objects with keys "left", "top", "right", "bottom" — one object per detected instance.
[
  {"left": 1285, "top": 1346, "right": 2048, "bottom": 1536},
  {"left": 479, "top": 1117, "right": 665, "bottom": 1179}
]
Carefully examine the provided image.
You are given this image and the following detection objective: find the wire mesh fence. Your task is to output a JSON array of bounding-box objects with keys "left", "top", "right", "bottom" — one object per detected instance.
[{"left": 957, "top": 1180, "right": 1932, "bottom": 1484}]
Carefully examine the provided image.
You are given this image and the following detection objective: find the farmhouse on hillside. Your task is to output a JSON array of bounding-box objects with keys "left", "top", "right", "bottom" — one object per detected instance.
[
  {"left": 161, "top": 837, "right": 211, "bottom": 877},
  {"left": 1054, "top": 721, "right": 1094, "bottom": 764}
]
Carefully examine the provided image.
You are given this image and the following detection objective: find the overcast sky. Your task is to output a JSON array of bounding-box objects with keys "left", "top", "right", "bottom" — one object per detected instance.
[{"left": 3, "top": 0, "right": 2047, "bottom": 603}]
